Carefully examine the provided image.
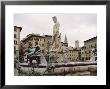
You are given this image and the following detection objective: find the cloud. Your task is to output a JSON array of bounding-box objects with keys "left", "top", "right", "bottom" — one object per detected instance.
[{"left": 14, "top": 13, "right": 97, "bottom": 47}]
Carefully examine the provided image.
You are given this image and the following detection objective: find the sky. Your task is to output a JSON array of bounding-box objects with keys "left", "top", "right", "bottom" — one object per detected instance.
[{"left": 14, "top": 13, "right": 97, "bottom": 47}]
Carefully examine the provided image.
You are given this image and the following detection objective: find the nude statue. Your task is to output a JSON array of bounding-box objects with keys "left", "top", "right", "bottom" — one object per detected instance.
[{"left": 51, "top": 16, "right": 60, "bottom": 50}]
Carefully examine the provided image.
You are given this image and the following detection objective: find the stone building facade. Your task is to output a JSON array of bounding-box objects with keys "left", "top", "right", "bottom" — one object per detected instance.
[
  {"left": 80, "top": 46, "right": 86, "bottom": 61},
  {"left": 64, "top": 40, "right": 80, "bottom": 62},
  {"left": 64, "top": 46, "right": 80, "bottom": 62},
  {"left": 21, "top": 33, "right": 45, "bottom": 53},
  {"left": 14, "top": 26, "right": 22, "bottom": 59},
  {"left": 81, "top": 36, "right": 97, "bottom": 61}
]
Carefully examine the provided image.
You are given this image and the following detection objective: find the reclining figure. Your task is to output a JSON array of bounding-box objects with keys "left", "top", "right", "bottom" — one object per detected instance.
[{"left": 25, "top": 46, "right": 41, "bottom": 66}]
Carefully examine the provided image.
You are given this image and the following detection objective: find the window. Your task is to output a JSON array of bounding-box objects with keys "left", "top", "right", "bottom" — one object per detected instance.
[
  {"left": 35, "top": 38, "right": 39, "bottom": 41},
  {"left": 14, "top": 40, "right": 17, "bottom": 45},
  {"left": 30, "top": 38, "right": 33, "bottom": 41},
  {"left": 35, "top": 42, "right": 38, "bottom": 45},
  {"left": 14, "top": 46, "right": 16, "bottom": 54},
  {"left": 14, "top": 27, "right": 17, "bottom": 32},
  {"left": 85, "top": 51, "right": 86, "bottom": 54},
  {"left": 14, "top": 34, "right": 16, "bottom": 38},
  {"left": 95, "top": 43, "right": 96, "bottom": 47},
  {"left": 85, "top": 46, "right": 87, "bottom": 49},
  {"left": 42, "top": 44, "right": 44, "bottom": 47},
  {"left": 82, "top": 52, "right": 83, "bottom": 54},
  {"left": 91, "top": 45, "right": 92, "bottom": 48}
]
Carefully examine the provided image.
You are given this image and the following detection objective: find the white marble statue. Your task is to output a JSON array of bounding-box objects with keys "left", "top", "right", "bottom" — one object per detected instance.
[{"left": 51, "top": 16, "right": 61, "bottom": 51}]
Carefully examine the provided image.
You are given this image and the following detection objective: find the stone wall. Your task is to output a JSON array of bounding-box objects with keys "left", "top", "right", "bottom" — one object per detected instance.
[{"left": 15, "top": 62, "right": 97, "bottom": 76}]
